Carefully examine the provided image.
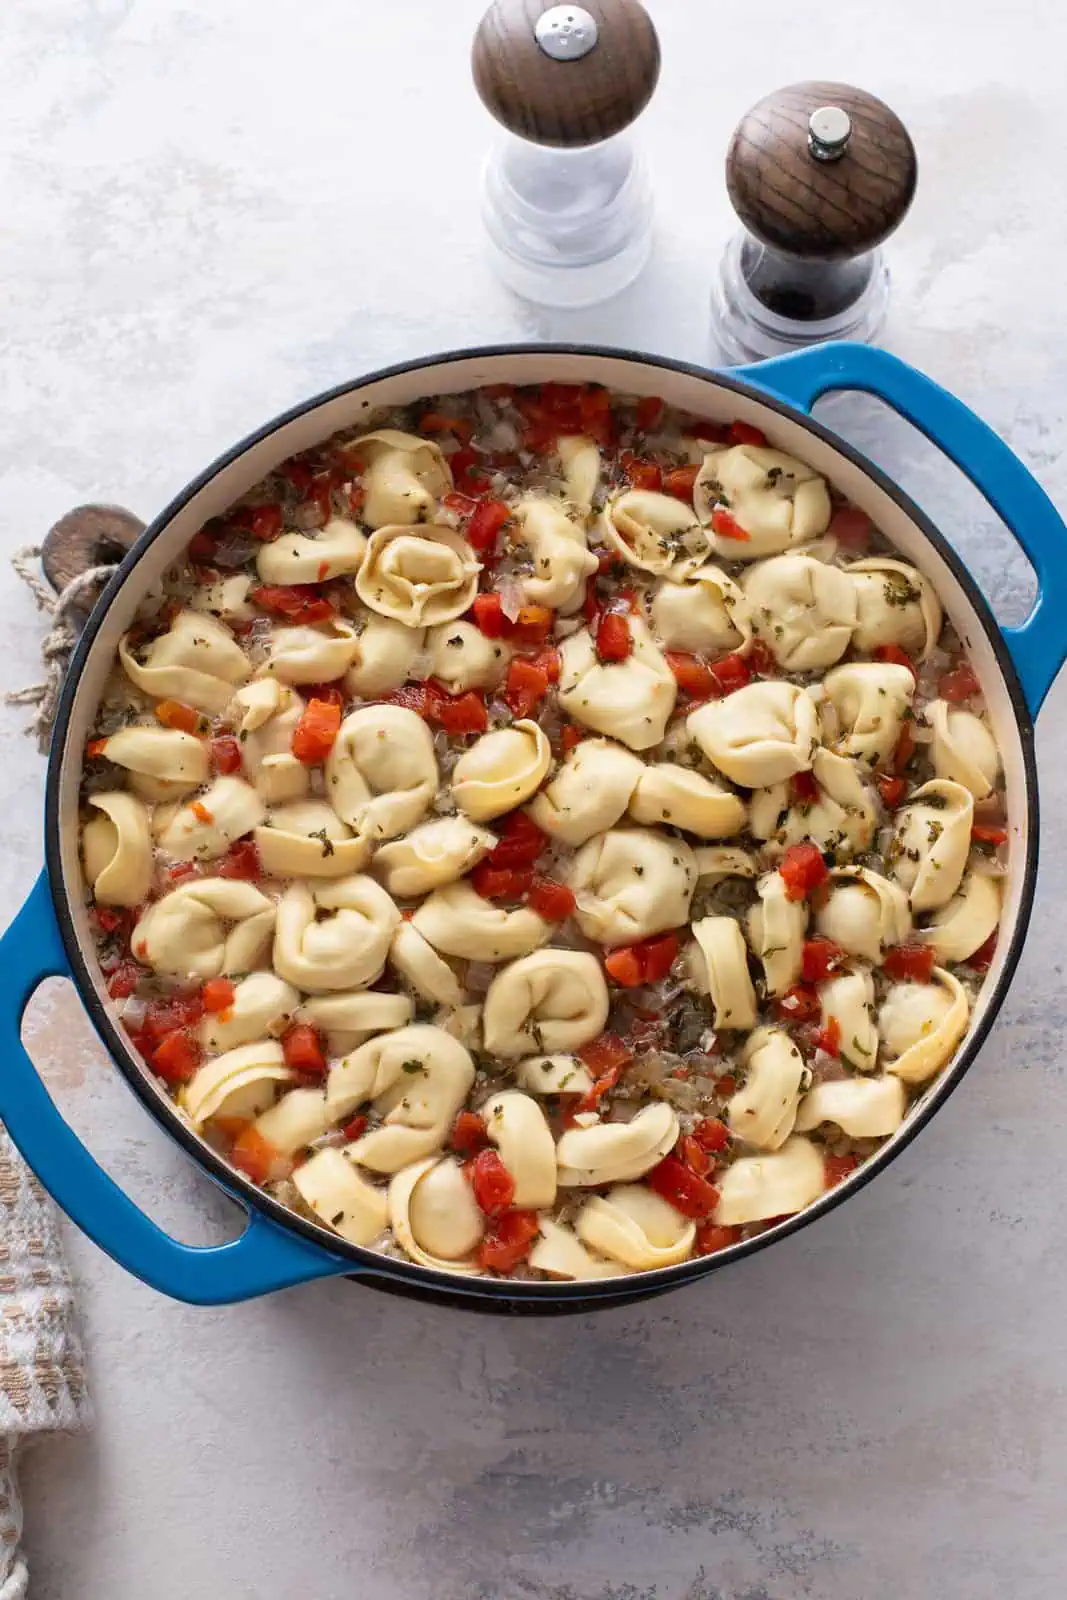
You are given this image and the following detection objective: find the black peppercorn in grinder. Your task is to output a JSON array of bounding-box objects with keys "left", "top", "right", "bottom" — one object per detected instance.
[{"left": 710, "top": 81, "right": 918, "bottom": 364}]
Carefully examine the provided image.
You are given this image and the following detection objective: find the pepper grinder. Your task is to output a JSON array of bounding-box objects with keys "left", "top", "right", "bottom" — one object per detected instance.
[
  {"left": 472, "top": 0, "right": 660, "bottom": 308},
  {"left": 709, "top": 81, "right": 917, "bottom": 364}
]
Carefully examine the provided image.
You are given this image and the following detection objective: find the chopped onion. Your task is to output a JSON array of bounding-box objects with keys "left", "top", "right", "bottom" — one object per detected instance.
[
  {"left": 497, "top": 575, "right": 524, "bottom": 623},
  {"left": 408, "top": 651, "right": 434, "bottom": 682},
  {"left": 212, "top": 532, "right": 258, "bottom": 569},
  {"left": 118, "top": 994, "right": 146, "bottom": 1027}
]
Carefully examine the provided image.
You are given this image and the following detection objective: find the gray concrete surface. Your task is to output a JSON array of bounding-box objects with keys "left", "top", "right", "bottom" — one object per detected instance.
[{"left": 2, "top": 1, "right": 1067, "bottom": 1595}]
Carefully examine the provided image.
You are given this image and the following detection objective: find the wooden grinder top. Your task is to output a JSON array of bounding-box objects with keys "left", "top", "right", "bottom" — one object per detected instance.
[
  {"left": 472, "top": 0, "right": 661, "bottom": 149},
  {"left": 726, "top": 81, "right": 917, "bottom": 262}
]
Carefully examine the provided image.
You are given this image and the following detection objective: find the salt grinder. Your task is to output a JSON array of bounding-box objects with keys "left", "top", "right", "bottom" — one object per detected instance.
[
  {"left": 472, "top": 0, "right": 660, "bottom": 308},
  {"left": 709, "top": 81, "right": 917, "bottom": 364}
]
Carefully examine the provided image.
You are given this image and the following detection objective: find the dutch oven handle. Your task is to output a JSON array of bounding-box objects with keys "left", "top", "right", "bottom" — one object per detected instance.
[
  {"left": 0, "top": 875, "right": 352, "bottom": 1304},
  {"left": 740, "top": 342, "right": 1067, "bottom": 717}
]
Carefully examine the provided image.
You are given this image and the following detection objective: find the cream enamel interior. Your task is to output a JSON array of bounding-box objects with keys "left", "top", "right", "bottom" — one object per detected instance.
[{"left": 53, "top": 351, "right": 1033, "bottom": 1268}]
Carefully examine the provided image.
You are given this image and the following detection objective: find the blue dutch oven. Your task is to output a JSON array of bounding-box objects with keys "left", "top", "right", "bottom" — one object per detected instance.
[{"left": 0, "top": 342, "right": 1061, "bottom": 1312}]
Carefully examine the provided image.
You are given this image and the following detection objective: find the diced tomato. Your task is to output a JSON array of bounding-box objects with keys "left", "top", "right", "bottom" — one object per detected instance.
[
  {"left": 662, "top": 464, "right": 700, "bottom": 500},
  {"left": 824, "top": 1152, "right": 859, "bottom": 1188},
  {"left": 695, "top": 1222, "right": 741, "bottom": 1256},
  {"left": 217, "top": 839, "right": 262, "bottom": 880},
  {"left": 802, "top": 937, "right": 847, "bottom": 984},
  {"left": 692, "top": 1117, "right": 730, "bottom": 1153},
  {"left": 526, "top": 646, "right": 560, "bottom": 684},
  {"left": 152, "top": 1029, "right": 201, "bottom": 1084},
  {"left": 300, "top": 682, "right": 346, "bottom": 712},
  {"left": 972, "top": 821, "right": 1008, "bottom": 846},
  {"left": 727, "top": 420, "right": 767, "bottom": 447},
  {"left": 596, "top": 612, "right": 631, "bottom": 662},
  {"left": 774, "top": 984, "right": 821, "bottom": 1023},
  {"left": 163, "top": 861, "right": 200, "bottom": 887},
  {"left": 791, "top": 769, "right": 819, "bottom": 804},
  {"left": 281, "top": 1022, "right": 327, "bottom": 1077},
  {"left": 190, "top": 800, "right": 214, "bottom": 824},
  {"left": 635, "top": 395, "right": 665, "bottom": 432},
  {"left": 512, "top": 605, "right": 554, "bottom": 645},
  {"left": 571, "top": 1063, "right": 624, "bottom": 1117},
  {"left": 710, "top": 651, "right": 751, "bottom": 696},
  {"left": 874, "top": 642, "right": 918, "bottom": 684},
  {"left": 91, "top": 905, "right": 123, "bottom": 934},
  {"left": 526, "top": 876, "right": 575, "bottom": 921},
  {"left": 211, "top": 735, "right": 243, "bottom": 775},
  {"left": 827, "top": 506, "right": 871, "bottom": 553},
  {"left": 603, "top": 947, "right": 644, "bottom": 987},
  {"left": 780, "top": 842, "right": 829, "bottom": 902},
  {"left": 230, "top": 1126, "right": 285, "bottom": 1185},
  {"left": 604, "top": 932, "right": 679, "bottom": 987},
  {"left": 346, "top": 482, "right": 365, "bottom": 515},
  {"left": 419, "top": 412, "right": 473, "bottom": 442},
  {"left": 188, "top": 528, "right": 218, "bottom": 562},
  {"left": 141, "top": 993, "right": 205, "bottom": 1044},
  {"left": 291, "top": 697, "right": 342, "bottom": 764},
  {"left": 471, "top": 863, "right": 534, "bottom": 902},
  {"left": 443, "top": 490, "right": 479, "bottom": 518},
  {"left": 710, "top": 508, "right": 750, "bottom": 541},
  {"left": 883, "top": 943, "right": 936, "bottom": 982},
  {"left": 620, "top": 451, "right": 662, "bottom": 491},
  {"left": 300, "top": 473, "right": 335, "bottom": 529},
  {"left": 477, "top": 1209, "right": 540, "bottom": 1273},
  {"left": 647, "top": 1154, "right": 720, "bottom": 1218},
  {"left": 467, "top": 1149, "right": 515, "bottom": 1216},
  {"left": 432, "top": 690, "right": 489, "bottom": 736},
  {"left": 87, "top": 738, "right": 109, "bottom": 759},
  {"left": 939, "top": 663, "right": 981, "bottom": 703},
  {"left": 814, "top": 1016, "right": 842, "bottom": 1057},
  {"left": 875, "top": 773, "right": 907, "bottom": 810},
  {"left": 504, "top": 657, "right": 551, "bottom": 718},
  {"left": 714, "top": 1072, "right": 737, "bottom": 1097},
  {"left": 106, "top": 961, "right": 142, "bottom": 1000},
  {"left": 578, "top": 385, "right": 616, "bottom": 447},
  {"left": 201, "top": 977, "right": 236, "bottom": 1013},
  {"left": 679, "top": 1134, "right": 712, "bottom": 1177},
  {"left": 969, "top": 932, "right": 998, "bottom": 972},
  {"left": 560, "top": 723, "right": 583, "bottom": 755},
  {"left": 250, "top": 584, "right": 336, "bottom": 624},
  {"left": 343, "top": 1114, "right": 368, "bottom": 1142},
  {"left": 747, "top": 638, "right": 776, "bottom": 676},
  {"left": 893, "top": 724, "right": 916, "bottom": 773},
  {"left": 486, "top": 811, "right": 547, "bottom": 869},
  {"left": 472, "top": 592, "right": 513, "bottom": 638},
  {"left": 578, "top": 1033, "right": 632, "bottom": 1075},
  {"left": 688, "top": 419, "right": 729, "bottom": 443},
  {"left": 665, "top": 652, "right": 717, "bottom": 698},
  {"left": 450, "top": 1111, "right": 488, "bottom": 1156},
  {"left": 449, "top": 446, "right": 492, "bottom": 494},
  {"left": 467, "top": 498, "right": 512, "bottom": 555},
  {"left": 154, "top": 700, "right": 201, "bottom": 735}
]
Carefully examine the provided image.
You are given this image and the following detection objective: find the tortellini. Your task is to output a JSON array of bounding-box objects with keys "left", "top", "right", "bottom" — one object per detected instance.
[
  {"left": 821, "top": 661, "right": 915, "bottom": 768},
  {"left": 347, "top": 429, "right": 452, "bottom": 528},
  {"left": 743, "top": 554, "right": 857, "bottom": 670},
  {"left": 180, "top": 1040, "right": 294, "bottom": 1130},
  {"left": 513, "top": 497, "right": 598, "bottom": 610},
  {"left": 425, "top": 620, "right": 511, "bottom": 694},
  {"left": 819, "top": 970, "right": 878, "bottom": 1070},
  {"left": 556, "top": 1102, "right": 679, "bottom": 1187},
  {"left": 294, "top": 1148, "right": 389, "bottom": 1248},
  {"left": 254, "top": 799, "right": 371, "bottom": 878},
  {"left": 527, "top": 738, "right": 643, "bottom": 847},
  {"left": 749, "top": 748, "right": 877, "bottom": 859},
  {"left": 252, "top": 1087, "right": 333, "bottom": 1157},
  {"left": 200, "top": 972, "right": 300, "bottom": 1055},
  {"left": 255, "top": 517, "right": 366, "bottom": 584},
  {"left": 688, "top": 682, "right": 820, "bottom": 787},
  {"left": 577, "top": 1186, "right": 696, "bottom": 1270},
  {"left": 687, "top": 916, "right": 758, "bottom": 1031},
  {"left": 230, "top": 680, "right": 309, "bottom": 806},
  {"left": 694, "top": 846, "right": 759, "bottom": 885},
  {"left": 327, "top": 705, "right": 438, "bottom": 840},
  {"left": 389, "top": 1157, "right": 484, "bottom": 1273},
  {"left": 134, "top": 879, "right": 275, "bottom": 982},
  {"left": 628, "top": 765, "right": 746, "bottom": 839},
  {"left": 389, "top": 921, "right": 464, "bottom": 1008},
  {"left": 119, "top": 610, "right": 250, "bottom": 714},
  {"left": 515, "top": 1055, "right": 595, "bottom": 1096},
  {"left": 600, "top": 490, "right": 709, "bottom": 580},
  {"left": 481, "top": 1091, "right": 557, "bottom": 1208},
  {"left": 848, "top": 557, "right": 942, "bottom": 659},
  {"left": 92, "top": 724, "right": 209, "bottom": 803},
  {"left": 259, "top": 619, "right": 360, "bottom": 685},
  {"left": 795, "top": 1075, "right": 906, "bottom": 1138},
  {"left": 557, "top": 616, "right": 677, "bottom": 751},
  {"left": 330, "top": 1024, "right": 475, "bottom": 1173},
  {"left": 346, "top": 612, "right": 427, "bottom": 699},
  {"left": 695, "top": 444, "right": 831, "bottom": 557},
  {"left": 273, "top": 876, "right": 400, "bottom": 992},
  {"left": 412, "top": 882, "right": 549, "bottom": 961},
  {"left": 556, "top": 435, "right": 601, "bottom": 510},
  {"left": 815, "top": 867, "right": 911, "bottom": 964},
  {"left": 746, "top": 872, "right": 807, "bottom": 996},
  {"left": 451, "top": 721, "right": 551, "bottom": 822},
  {"left": 191, "top": 572, "right": 255, "bottom": 624},
  {"left": 649, "top": 564, "right": 749, "bottom": 654},
  {"left": 528, "top": 1219, "right": 618, "bottom": 1281},
  {"left": 156, "top": 777, "right": 266, "bottom": 862},
  {"left": 372, "top": 816, "right": 496, "bottom": 897},
  {"left": 878, "top": 969, "right": 970, "bottom": 1084},
  {"left": 713, "top": 1136, "right": 826, "bottom": 1226},
  {"left": 728, "top": 1027, "right": 805, "bottom": 1150},
  {"left": 569, "top": 828, "right": 696, "bottom": 947},
  {"left": 298, "top": 989, "right": 413, "bottom": 1058},
  {"left": 355, "top": 526, "right": 480, "bottom": 627},
  {"left": 925, "top": 699, "right": 1000, "bottom": 799},
  {"left": 482, "top": 950, "right": 609, "bottom": 1057},
  {"left": 890, "top": 780, "right": 974, "bottom": 910},
  {"left": 82, "top": 792, "right": 153, "bottom": 907},
  {"left": 919, "top": 871, "right": 1001, "bottom": 964}
]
